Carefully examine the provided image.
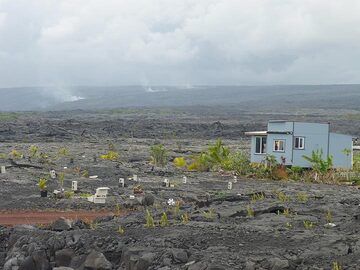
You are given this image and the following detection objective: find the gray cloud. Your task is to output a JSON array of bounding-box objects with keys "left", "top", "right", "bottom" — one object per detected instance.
[{"left": 0, "top": 0, "right": 360, "bottom": 87}]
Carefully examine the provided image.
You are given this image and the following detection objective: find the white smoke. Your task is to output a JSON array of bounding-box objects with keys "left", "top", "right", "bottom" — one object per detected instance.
[
  {"left": 41, "top": 87, "right": 85, "bottom": 103},
  {"left": 145, "top": 87, "right": 168, "bottom": 93}
]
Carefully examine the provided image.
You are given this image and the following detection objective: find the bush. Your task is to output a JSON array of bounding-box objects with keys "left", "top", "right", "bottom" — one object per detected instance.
[
  {"left": 288, "top": 166, "right": 303, "bottom": 181},
  {"left": 38, "top": 178, "right": 47, "bottom": 191},
  {"left": 187, "top": 139, "right": 230, "bottom": 172},
  {"left": 221, "top": 151, "right": 250, "bottom": 175},
  {"left": 150, "top": 144, "right": 168, "bottom": 167},
  {"left": 173, "top": 157, "right": 187, "bottom": 168},
  {"left": 187, "top": 153, "right": 212, "bottom": 172},
  {"left": 29, "top": 145, "right": 39, "bottom": 158},
  {"left": 303, "top": 149, "right": 333, "bottom": 178},
  {"left": 100, "top": 151, "right": 120, "bottom": 161}
]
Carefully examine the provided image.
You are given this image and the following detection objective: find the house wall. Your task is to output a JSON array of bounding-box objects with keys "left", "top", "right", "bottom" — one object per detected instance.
[
  {"left": 250, "top": 136, "right": 267, "bottom": 163},
  {"left": 292, "top": 122, "right": 330, "bottom": 167},
  {"left": 249, "top": 121, "right": 353, "bottom": 169},
  {"left": 329, "top": 133, "right": 353, "bottom": 169},
  {"left": 268, "top": 121, "right": 293, "bottom": 132},
  {"left": 266, "top": 133, "right": 293, "bottom": 165}
]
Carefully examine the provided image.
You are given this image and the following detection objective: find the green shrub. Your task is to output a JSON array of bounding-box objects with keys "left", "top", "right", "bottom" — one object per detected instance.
[
  {"left": 288, "top": 166, "right": 303, "bottom": 180},
  {"left": 173, "top": 157, "right": 187, "bottom": 168},
  {"left": 303, "top": 149, "right": 333, "bottom": 178},
  {"left": 145, "top": 209, "right": 155, "bottom": 228},
  {"left": 29, "top": 145, "right": 39, "bottom": 158},
  {"left": 100, "top": 151, "right": 120, "bottom": 161},
  {"left": 188, "top": 139, "right": 230, "bottom": 172},
  {"left": 64, "top": 191, "right": 74, "bottom": 199},
  {"left": 160, "top": 212, "right": 170, "bottom": 227},
  {"left": 58, "top": 147, "right": 69, "bottom": 157},
  {"left": 38, "top": 178, "right": 47, "bottom": 191},
  {"left": 9, "top": 149, "right": 23, "bottom": 159},
  {"left": 150, "top": 144, "right": 168, "bottom": 167},
  {"left": 221, "top": 151, "right": 250, "bottom": 175}
]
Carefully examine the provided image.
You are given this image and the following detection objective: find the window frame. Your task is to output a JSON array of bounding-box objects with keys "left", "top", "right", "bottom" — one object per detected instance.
[
  {"left": 294, "top": 136, "right": 305, "bottom": 150},
  {"left": 255, "top": 136, "right": 267, "bottom": 154},
  {"left": 273, "top": 139, "right": 285, "bottom": 152}
]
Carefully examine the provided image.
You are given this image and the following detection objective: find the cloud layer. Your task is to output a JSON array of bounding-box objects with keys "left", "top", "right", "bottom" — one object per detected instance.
[{"left": 0, "top": 0, "right": 360, "bottom": 87}]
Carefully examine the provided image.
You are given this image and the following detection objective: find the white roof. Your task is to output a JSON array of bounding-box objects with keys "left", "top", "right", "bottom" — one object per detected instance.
[{"left": 244, "top": 131, "right": 267, "bottom": 136}]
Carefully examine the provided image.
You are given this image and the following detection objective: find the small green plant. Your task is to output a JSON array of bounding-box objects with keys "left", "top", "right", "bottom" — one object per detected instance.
[
  {"left": 64, "top": 191, "right": 74, "bottom": 199},
  {"left": 58, "top": 172, "right": 65, "bottom": 189},
  {"left": 288, "top": 166, "right": 303, "bottom": 180},
  {"left": 296, "top": 192, "right": 308, "bottom": 203},
  {"left": 100, "top": 151, "right": 120, "bottom": 161},
  {"left": 38, "top": 178, "right": 47, "bottom": 191},
  {"left": 173, "top": 157, "right": 187, "bottom": 168},
  {"left": 285, "top": 222, "right": 293, "bottom": 229},
  {"left": 9, "top": 149, "right": 23, "bottom": 159},
  {"left": 332, "top": 261, "right": 342, "bottom": 270},
  {"left": 117, "top": 225, "right": 125, "bottom": 235},
  {"left": 326, "top": 209, "right": 333, "bottom": 223},
  {"left": 81, "top": 170, "right": 89, "bottom": 178},
  {"left": 282, "top": 208, "right": 291, "bottom": 218},
  {"left": 160, "top": 212, "right": 170, "bottom": 227},
  {"left": 181, "top": 212, "right": 190, "bottom": 224},
  {"left": 145, "top": 209, "right": 155, "bottom": 228},
  {"left": 58, "top": 147, "right": 69, "bottom": 157},
  {"left": 276, "top": 191, "right": 290, "bottom": 203},
  {"left": 251, "top": 192, "right": 265, "bottom": 203},
  {"left": 172, "top": 201, "right": 181, "bottom": 217},
  {"left": 79, "top": 193, "right": 92, "bottom": 198},
  {"left": 203, "top": 209, "right": 216, "bottom": 220},
  {"left": 29, "top": 145, "right": 39, "bottom": 158},
  {"left": 150, "top": 144, "right": 168, "bottom": 167},
  {"left": 114, "top": 204, "right": 122, "bottom": 216},
  {"left": 246, "top": 205, "right": 255, "bottom": 217},
  {"left": 303, "top": 220, "right": 315, "bottom": 229}
]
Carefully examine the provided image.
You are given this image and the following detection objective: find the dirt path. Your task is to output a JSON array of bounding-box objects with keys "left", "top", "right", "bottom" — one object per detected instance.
[{"left": 0, "top": 210, "right": 114, "bottom": 226}]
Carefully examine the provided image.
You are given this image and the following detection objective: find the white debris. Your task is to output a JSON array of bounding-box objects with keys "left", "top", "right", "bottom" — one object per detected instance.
[
  {"left": 89, "top": 175, "right": 98, "bottom": 179},
  {"left": 324, "top": 223, "right": 336, "bottom": 228},
  {"left": 119, "top": 178, "right": 125, "bottom": 187},
  {"left": 71, "top": 181, "right": 78, "bottom": 191},
  {"left": 167, "top": 198, "right": 175, "bottom": 206},
  {"left": 183, "top": 176, "right": 187, "bottom": 184}
]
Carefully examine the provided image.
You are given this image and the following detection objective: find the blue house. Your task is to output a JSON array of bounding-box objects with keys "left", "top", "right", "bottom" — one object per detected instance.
[{"left": 245, "top": 121, "right": 356, "bottom": 169}]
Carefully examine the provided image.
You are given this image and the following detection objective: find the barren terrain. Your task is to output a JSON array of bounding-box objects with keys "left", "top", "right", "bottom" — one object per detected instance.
[{"left": 0, "top": 106, "right": 360, "bottom": 270}]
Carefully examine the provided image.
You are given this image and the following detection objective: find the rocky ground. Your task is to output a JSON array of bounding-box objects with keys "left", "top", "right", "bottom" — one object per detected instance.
[{"left": 0, "top": 108, "right": 360, "bottom": 269}]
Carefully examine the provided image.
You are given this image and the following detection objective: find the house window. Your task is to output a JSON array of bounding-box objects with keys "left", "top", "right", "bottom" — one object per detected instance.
[
  {"left": 255, "top": 137, "right": 267, "bottom": 154},
  {"left": 273, "top": 140, "right": 285, "bottom": 152},
  {"left": 294, "top": 137, "right": 305, "bottom": 150}
]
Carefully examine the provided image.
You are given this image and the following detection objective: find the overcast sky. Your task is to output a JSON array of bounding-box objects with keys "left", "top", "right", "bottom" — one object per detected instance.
[{"left": 0, "top": 0, "right": 360, "bottom": 87}]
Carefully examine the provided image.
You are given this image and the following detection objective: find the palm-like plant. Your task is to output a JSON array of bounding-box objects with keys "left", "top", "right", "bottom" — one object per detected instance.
[
  {"left": 303, "top": 149, "right": 333, "bottom": 180},
  {"left": 207, "top": 139, "right": 230, "bottom": 165}
]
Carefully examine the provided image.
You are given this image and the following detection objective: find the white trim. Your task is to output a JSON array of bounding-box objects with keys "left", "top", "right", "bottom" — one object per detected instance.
[
  {"left": 255, "top": 136, "right": 267, "bottom": 154},
  {"left": 294, "top": 136, "right": 305, "bottom": 150},
  {"left": 273, "top": 139, "right": 285, "bottom": 152}
]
